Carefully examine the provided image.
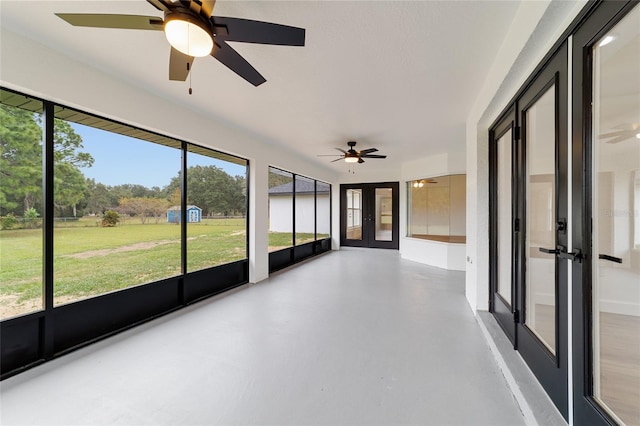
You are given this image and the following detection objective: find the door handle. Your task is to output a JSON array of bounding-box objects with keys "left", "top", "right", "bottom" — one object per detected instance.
[
  {"left": 599, "top": 254, "right": 622, "bottom": 264},
  {"left": 559, "top": 248, "right": 583, "bottom": 263},
  {"left": 539, "top": 247, "right": 560, "bottom": 254},
  {"left": 539, "top": 246, "right": 583, "bottom": 263}
]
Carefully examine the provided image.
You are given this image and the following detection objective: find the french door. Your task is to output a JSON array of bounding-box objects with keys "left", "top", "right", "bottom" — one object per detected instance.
[
  {"left": 490, "top": 42, "right": 569, "bottom": 419},
  {"left": 517, "top": 43, "right": 569, "bottom": 418},
  {"left": 340, "top": 182, "right": 399, "bottom": 249},
  {"left": 573, "top": 2, "right": 640, "bottom": 425}
]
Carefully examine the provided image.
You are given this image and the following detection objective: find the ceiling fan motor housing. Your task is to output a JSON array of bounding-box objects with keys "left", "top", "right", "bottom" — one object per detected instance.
[{"left": 166, "top": 4, "right": 213, "bottom": 30}]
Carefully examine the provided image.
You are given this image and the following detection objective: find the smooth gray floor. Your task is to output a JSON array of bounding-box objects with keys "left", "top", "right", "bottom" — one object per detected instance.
[{"left": 1, "top": 248, "right": 525, "bottom": 425}]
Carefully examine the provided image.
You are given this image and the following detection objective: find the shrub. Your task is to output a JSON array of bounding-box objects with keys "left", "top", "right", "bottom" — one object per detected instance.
[
  {"left": 101, "top": 210, "right": 120, "bottom": 227},
  {"left": 23, "top": 208, "right": 41, "bottom": 229},
  {"left": 1, "top": 214, "right": 19, "bottom": 230}
]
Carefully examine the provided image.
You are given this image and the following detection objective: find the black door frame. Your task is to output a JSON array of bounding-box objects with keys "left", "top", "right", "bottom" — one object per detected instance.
[
  {"left": 340, "top": 182, "right": 399, "bottom": 249},
  {"left": 489, "top": 105, "right": 517, "bottom": 345},
  {"left": 571, "top": 1, "right": 638, "bottom": 424}
]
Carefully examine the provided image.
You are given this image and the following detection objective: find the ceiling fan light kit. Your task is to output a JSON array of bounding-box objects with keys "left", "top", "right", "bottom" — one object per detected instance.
[{"left": 164, "top": 12, "right": 213, "bottom": 57}]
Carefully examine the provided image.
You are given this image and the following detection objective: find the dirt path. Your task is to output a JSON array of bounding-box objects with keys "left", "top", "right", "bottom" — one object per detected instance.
[{"left": 64, "top": 239, "right": 180, "bottom": 259}]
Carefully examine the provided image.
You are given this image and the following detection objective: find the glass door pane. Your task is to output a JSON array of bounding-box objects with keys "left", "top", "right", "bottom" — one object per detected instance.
[
  {"left": 375, "top": 188, "right": 392, "bottom": 241},
  {"left": 346, "top": 189, "right": 362, "bottom": 240},
  {"left": 592, "top": 6, "right": 640, "bottom": 424},
  {"left": 294, "top": 175, "right": 315, "bottom": 245},
  {"left": 316, "top": 181, "right": 331, "bottom": 240},
  {"left": 497, "top": 129, "right": 513, "bottom": 305},
  {"left": 525, "top": 86, "right": 557, "bottom": 355},
  {"left": 268, "top": 168, "right": 294, "bottom": 252}
]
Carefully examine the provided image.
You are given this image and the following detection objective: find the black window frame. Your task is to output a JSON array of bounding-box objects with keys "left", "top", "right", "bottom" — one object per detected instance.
[{"left": 267, "top": 166, "right": 332, "bottom": 273}]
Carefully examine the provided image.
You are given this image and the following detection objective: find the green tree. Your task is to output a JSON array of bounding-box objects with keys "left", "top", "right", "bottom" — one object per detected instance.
[
  {"left": 83, "top": 178, "right": 118, "bottom": 215},
  {"left": 0, "top": 104, "right": 42, "bottom": 215},
  {"left": 269, "top": 169, "right": 292, "bottom": 189},
  {"left": 140, "top": 197, "right": 169, "bottom": 224},
  {"left": 0, "top": 105, "right": 94, "bottom": 217},
  {"left": 168, "top": 188, "right": 181, "bottom": 207},
  {"left": 52, "top": 119, "right": 93, "bottom": 217},
  {"left": 231, "top": 175, "right": 247, "bottom": 216},
  {"left": 165, "top": 165, "right": 246, "bottom": 217},
  {"left": 54, "top": 162, "right": 88, "bottom": 217},
  {"left": 118, "top": 196, "right": 168, "bottom": 224}
]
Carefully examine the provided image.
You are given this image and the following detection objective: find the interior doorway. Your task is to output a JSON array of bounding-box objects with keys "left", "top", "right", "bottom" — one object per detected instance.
[{"left": 340, "top": 182, "right": 399, "bottom": 249}]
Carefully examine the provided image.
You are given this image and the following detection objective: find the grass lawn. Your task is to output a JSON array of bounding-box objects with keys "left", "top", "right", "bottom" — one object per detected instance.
[
  {"left": 1, "top": 217, "right": 329, "bottom": 319},
  {"left": 268, "top": 232, "right": 330, "bottom": 252},
  {"left": 0, "top": 217, "right": 248, "bottom": 318}
]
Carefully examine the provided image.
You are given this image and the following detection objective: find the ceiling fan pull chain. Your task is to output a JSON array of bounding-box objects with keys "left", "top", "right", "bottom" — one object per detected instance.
[{"left": 187, "top": 27, "right": 193, "bottom": 95}]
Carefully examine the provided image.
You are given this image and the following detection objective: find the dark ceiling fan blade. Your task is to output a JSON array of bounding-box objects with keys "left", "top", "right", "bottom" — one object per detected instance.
[
  {"left": 55, "top": 13, "right": 164, "bottom": 30},
  {"left": 358, "top": 158, "right": 365, "bottom": 164},
  {"left": 146, "top": 0, "right": 172, "bottom": 12},
  {"left": 360, "top": 154, "right": 387, "bottom": 159},
  {"left": 169, "top": 47, "right": 194, "bottom": 81},
  {"left": 317, "top": 154, "right": 343, "bottom": 157},
  {"left": 335, "top": 148, "right": 347, "bottom": 154},
  {"left": 330, "top": 157, "right": 344, "bottom": 163},
  {"left": 358, "top": 148, "right": 378, "bottom": 155},
  {"left": 212, "top": 17, "right": 305, "bottom": 46},
  {"left": 212, "top": 41, "right": 266, "bottom": 86}
]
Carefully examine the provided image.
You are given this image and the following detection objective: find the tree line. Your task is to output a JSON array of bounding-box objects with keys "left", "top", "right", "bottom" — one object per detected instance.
[{"left": 1, "top": 104, "right": 246, "bottom": 226}]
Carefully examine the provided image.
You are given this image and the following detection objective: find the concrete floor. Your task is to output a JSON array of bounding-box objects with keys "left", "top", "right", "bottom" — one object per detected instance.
[{"left": 0, "top": 248, "right": 525, "bottom": 425}]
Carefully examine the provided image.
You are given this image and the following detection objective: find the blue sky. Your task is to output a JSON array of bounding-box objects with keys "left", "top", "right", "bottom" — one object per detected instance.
[{"left": 73, "top": 123, "right": 246, "bottom": 188}]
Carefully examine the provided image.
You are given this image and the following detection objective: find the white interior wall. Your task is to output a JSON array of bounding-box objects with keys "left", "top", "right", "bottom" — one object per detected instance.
[
  {"left": 450, "top": 174, "right": 466, "bottom": 237},
  {"left": 0, "top": 28, "right": 338, "bottom": 284},
  {"left": 399, "top": 152, "right": 466, "bottom": 271}
]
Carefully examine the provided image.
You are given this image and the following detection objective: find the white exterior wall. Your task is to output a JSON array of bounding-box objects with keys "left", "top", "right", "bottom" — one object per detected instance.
[
  {"left": 316, "top": 195, "right": 331, "bottom": 236},
  {"left": 269, "top": 194, "right": 330, "bottom": 235},
  {"left": 269, "top": 196, "right": 294, "bottom": 233}
]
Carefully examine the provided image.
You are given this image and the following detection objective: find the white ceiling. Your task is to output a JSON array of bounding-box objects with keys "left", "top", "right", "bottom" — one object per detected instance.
[{"left": 0, "top": 0, "right": 522, "bottom": 170}]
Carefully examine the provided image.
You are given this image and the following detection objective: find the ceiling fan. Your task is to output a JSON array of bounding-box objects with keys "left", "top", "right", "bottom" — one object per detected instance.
[
  {"left": 319, "top": 141, "right": 387, "bottom": 164},
  {"left": 55, "top": 0, "right": 305, "bottom": 87},
  {"left": 599, "top": 123, "right": 640, "bottom": 144}
]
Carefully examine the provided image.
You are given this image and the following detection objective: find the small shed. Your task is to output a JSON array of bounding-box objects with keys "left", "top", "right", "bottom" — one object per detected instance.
[{"left": 167, "top": 205, "right": 202, "bottom": 223}]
